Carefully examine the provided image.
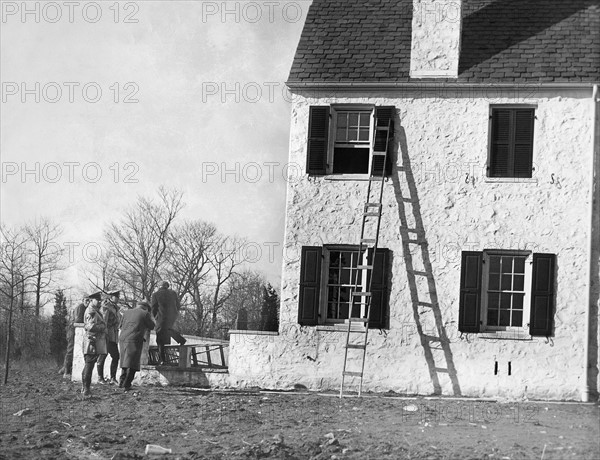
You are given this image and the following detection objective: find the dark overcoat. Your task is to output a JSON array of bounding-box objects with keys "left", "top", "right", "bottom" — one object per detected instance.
[
  {"left": 119, "top": 307, "right": 155, "bottom": 370},
  {"left": 150, "top": 287, "right": 180, "bottom": 344}
]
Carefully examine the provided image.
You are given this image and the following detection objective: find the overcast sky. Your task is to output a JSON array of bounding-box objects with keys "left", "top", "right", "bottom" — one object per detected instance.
[{"left": 1, "top": 1, "right": 309, "bottom": 304}]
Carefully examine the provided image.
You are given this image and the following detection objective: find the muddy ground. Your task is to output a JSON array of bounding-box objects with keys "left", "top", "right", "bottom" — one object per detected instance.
[{"left": 0, "top": 361, "right": 598, "bottom": 459}]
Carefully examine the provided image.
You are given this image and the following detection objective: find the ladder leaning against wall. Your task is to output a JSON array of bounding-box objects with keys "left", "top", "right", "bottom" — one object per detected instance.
[{"left": 340, "top": 108, "right": 394, "bottom": 397}]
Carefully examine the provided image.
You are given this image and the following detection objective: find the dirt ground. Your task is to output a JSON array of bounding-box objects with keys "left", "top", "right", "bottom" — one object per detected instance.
[{"left": 0, "top": 361, "right": 598, "bottom": 460}]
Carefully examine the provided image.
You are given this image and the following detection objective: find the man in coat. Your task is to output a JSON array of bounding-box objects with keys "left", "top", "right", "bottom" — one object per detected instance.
[
  {"left": 81, "top": 291, "right": 106, "bottom": 397},
  {"left": 97, "top": 290, "right": 121, "bottom": 384},
  {"left": 59, "top": 296, "right": 88, "bottom": 379},
  {"left": 118, "top": 299, "right": 155, "bottom": 391},
  {"left": 150, "top": 281, "right": 186, "bottom": 364}
]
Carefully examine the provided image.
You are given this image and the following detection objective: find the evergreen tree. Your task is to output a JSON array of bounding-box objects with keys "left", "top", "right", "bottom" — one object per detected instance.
[
  {"left": 260, "top": 283, "right": 279, "bottom": 332},
  {"left": 49, "top": 289, "right": 68, "bottom": 363}
]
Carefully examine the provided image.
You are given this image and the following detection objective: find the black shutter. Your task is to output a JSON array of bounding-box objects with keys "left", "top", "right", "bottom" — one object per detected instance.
[
  {"left": 513, "top": 109, "right": 534, "bottom": 178},
  {"left": 458, "top": 251, "right": 483, "bottom": 333},
  {"left": 372, "top": 106, "right": 395, "bottom": 177},
  {"left": 298, "top": 246, "right": 322, "bottom": 326},
  {"left": 367, "top": 248, "right": 390, "bottom": 329},
  {"left": 489, "top": 108, "right": 534, "bottom": 178},
  {"left": 306, "top": 106, "right": 329, "bottom": 175},
  {"left": 529, "top": 253, "right": 556, "bottom": 336}
]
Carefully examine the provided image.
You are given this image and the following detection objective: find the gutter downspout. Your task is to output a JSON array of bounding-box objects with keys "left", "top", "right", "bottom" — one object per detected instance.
[{"left": 583, "top": 84, "right": 599, "bottom": 402}]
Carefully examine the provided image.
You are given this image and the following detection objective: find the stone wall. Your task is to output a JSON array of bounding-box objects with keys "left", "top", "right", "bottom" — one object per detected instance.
[{"left": 227, "top": 87, "right": 599, "bottom": 401}]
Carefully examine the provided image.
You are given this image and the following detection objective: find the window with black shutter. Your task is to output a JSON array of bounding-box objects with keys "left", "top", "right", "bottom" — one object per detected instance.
[
  {"left": 458, "top": 250, "right": 556, "bottom": 337},
  {"left": 298, "top": 245, "right": 390, "bottom": 328},
  {"left": 488, "top": 107, "right": 535, "bottom": 178},
  {"left": 306, "top": 105, "right": 395, "bottom": 176}
]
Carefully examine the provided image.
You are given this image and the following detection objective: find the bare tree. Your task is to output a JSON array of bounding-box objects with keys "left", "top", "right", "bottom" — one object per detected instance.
[
  {"left": 165, "top": 220, "right": 217, "bottom": 334},
  {"left": 205, "top": 235, "right": 246, "bottom": 334},
  {"left": 0, "top": 225, "right": 36, "bottom": 384},
  {"left": 24, "top": 218, "right": 64, "bottom": 317},
  {"left": 104, "top": 187, "right": 184, "bottom": 300}
]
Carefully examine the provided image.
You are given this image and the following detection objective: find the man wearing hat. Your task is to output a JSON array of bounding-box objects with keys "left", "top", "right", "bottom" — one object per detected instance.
[
  {"left": 118, "top": 299, "right": 155, "bottom": 391},
  {"left": 58, "top": 296, "right": 89, "bottom": 379},
  {"left": 97, "top": 290, "right": 121, "bottom": 384},
  {"left": 81, "top": 291, "right": 106, "bottom": 397},
  {"left": 150, "top": 281, "right": 186, "bottom": 364}
]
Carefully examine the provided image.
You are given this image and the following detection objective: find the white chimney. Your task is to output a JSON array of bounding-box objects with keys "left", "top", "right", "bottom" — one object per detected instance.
[{"left": 410, "top": 0, "right": 463, "bottom": 78}]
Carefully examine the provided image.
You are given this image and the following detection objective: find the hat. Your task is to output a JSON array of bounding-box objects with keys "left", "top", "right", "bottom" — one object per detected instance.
[
  {"left": 108, "top": 290, "right": 120, "bottom": 299},
  {"left": 159, "top": 281, "right": 169, "bottom": 289},
  {"left": 137, "top": 300, "right": 151, "bottom": 310},
  {"left": 87, "top": 291, "right": 102, "bottom": 301}
]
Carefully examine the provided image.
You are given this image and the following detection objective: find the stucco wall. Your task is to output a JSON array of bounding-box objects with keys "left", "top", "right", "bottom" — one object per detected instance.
[{"left": 228, "top": 87, "right": 599, "bottom": 401}]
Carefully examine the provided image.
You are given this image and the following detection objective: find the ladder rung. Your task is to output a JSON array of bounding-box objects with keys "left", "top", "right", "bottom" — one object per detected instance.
[
  {"left": 346, "top": 343, "right": 366, "bottom": 349},
  {"left": 434, "top": 368, "right": 449, "bottom": 373},
  {"left": 375, "top": 126, "right": 390, "bottom": 131},
  {"left": 348, "top": 317, "right": 369, "bottom": 323},
  {"left": 365, "top": 203, "right": 382, "bottom": 208},
  {"left": 356, "top": 265, "right": 373, "bottom": 270},
  {"left": 363, "top": 212, "right": 380, "bottom": 217},
  {"left": 343, "top": 371, "right": 363, "bottom": 377},
  {"left": 406, "top": 239, "right": 425, "bottom": 244},
  {"left": 352, "top": 291, "right": 371, "bottom": 297},
  {"left": 372, "top": 151, "right": 387, "bottom": 156},
  {"left": 409, "top": 270, "right": 428, "bottom": 276},
  {"left": 361, "top": 238, "right": 376, "bottom": 244},
  {"left": 423, "top": 335, "right": 441, "bottom": 342}
]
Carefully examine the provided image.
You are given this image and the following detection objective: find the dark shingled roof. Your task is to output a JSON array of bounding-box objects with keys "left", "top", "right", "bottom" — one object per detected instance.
[{"left": 288, "top": 0, "right": 600, "bottom": 84}]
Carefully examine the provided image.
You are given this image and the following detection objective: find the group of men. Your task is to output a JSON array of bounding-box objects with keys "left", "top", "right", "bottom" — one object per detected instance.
[{"left": 59, "top": 281, "right": 186, "bottom": 397}]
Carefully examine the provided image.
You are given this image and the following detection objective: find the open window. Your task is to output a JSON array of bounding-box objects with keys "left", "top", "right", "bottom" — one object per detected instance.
[
  {"left": 306, "top": 106, "right": 395, "bottom": 177},
  {"left": 298, "top": 245, "right": 390, "bottom": 328},
  {"left": 459, "top": 250, "right": 555, "bottom": 336}
]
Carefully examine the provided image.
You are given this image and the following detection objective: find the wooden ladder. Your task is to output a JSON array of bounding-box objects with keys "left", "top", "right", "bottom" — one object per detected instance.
[{"left": 340, "top": 118, "right": 392, "bottom": 397}]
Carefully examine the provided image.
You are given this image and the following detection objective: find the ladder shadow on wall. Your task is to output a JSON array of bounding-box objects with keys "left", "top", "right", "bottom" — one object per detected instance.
[{"left": 390, "top": 126, "right": 461, "bottom": 396}]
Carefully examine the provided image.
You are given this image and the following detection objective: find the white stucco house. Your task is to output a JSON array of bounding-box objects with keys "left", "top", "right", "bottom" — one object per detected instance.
[{"left": 225, "top": 0, "right": 600, "bottom": 402}]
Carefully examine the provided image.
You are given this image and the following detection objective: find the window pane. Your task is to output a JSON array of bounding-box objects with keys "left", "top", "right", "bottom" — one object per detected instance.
[
  {"left": 330, "top": 251, "right": 340, "bottom": 266},
  {"left": 501, "top": 274, "right": 512, "bottom": 290},
  {"left": 489, "top": 274, "right": 500, "bottom": 291},
  {"left": 488, "top": 293, "right": 500, "bottom": 309},
  {"left": 349, "top": 113, "right": 359, "bottom": 126},
  {"left": 499, "top": 309, "right": 510, "bottom": 326},
  {"left": 339, "top": 302, "right": 349, "bottom": 319},
  {"left": 340, "top": 268, "right": 351, "bottom": 285},
  {"left": 339, "top": 287, "right": 350, "bottom": 302},
  {"left": 336, "top": 127, "right": 347, "bottom": 142},
  {"left": 328, "top": 269, "right": 339, "bottom": 284},
  {"left": 500, "top": 293, "right": 512, "bottom": 308},
  {"left": 337, "top": 113, "right": 347, "bottom": 128},
  {"left": 347, "top": 129, "right": 358, "bottom": 142},
  {"left": 513, "top": 275, "right": 524, "bottom": 291},
  {"left": 487, "top": 309, "right": 498, "bottom": 326},
  {"left": 359, "top": 127, "right": 370, "bottom": 141},
  {"left": 514, "top": 257, "right": 526, "bottom": 274},
  {"left": 501, "top": 257, "right": 513, "bottom": 273},
  {"left": 511, "top": 310, "right": 523, "bottom": 327},
  {"left": 340, "top": 252, "right": 351, "bottom": 268},
  {"left": 359, "top": 112, "right": 370, "bottom": 126},
  {"left": 489, "top": 256, "right": 501, "bottom": 273},
  {"left": 327, "top": 303, "right": 337, "bottom": 319},
  {"left": 512, "top": 293, "right": 524, "bottom": 310},
  {"left": 328, "top": 287, "right": 338, "bottom": 302}
]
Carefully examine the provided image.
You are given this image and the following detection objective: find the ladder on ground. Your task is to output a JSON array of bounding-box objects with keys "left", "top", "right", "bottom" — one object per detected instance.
[{"left": 340, "top": 118, "right": 392, "bottom": 397}]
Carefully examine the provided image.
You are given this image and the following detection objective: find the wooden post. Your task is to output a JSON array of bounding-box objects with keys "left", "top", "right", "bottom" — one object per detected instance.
[{"left": 179, "top": 345, "right": 190, "bottom": 369}]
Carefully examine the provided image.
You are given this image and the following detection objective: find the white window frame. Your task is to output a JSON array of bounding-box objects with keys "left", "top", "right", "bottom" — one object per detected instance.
[
  {"left": 480, "top": 249, "right": 532, "bottom": 332},
  {"left": 327, "top": 105, "right": 374, "bottom": 176},
  {"left": 320, "top": 245, "right": 368, "bottom": 324}
]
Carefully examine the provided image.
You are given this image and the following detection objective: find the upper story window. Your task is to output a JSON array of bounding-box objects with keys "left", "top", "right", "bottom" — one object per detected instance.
[
  {"left": 306, "top": 105, "right": 395, "bottom": 177},
  {"left": 488, "top": 107, "right": 535, "bottom": 178}
]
